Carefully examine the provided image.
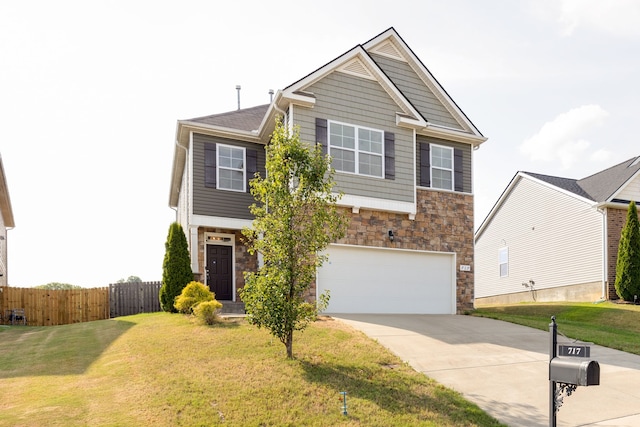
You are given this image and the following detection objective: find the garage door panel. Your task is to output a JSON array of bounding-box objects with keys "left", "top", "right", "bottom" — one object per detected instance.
[{"left": 317, "top": 245, "right": 455, "bottom": 314}]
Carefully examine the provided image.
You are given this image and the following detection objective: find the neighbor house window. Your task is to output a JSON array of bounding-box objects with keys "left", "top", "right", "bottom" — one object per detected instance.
[
  {"left": 431, "top": 144, "right": 453, "bottom": 190},
  {"left": 217, "top": 144, "right": 245, "bottom": 192},
  {"left": 499, "top": 247, "right": 509, "bottom": 277},
  {"left": 329, "top": 121, "right": 383, "bottom": 178}
]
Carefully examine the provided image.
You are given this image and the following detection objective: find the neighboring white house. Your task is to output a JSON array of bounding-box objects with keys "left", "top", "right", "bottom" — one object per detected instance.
[
  {"left": 475, "top": 156, "right": 640, "bottom": 305},
  {"left": 0, "top": 154, "right": 15, "bottom": 287}
]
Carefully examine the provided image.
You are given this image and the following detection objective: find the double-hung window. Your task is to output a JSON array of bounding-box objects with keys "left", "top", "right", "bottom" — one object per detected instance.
[
  {"left": 217, "top": 144, "right": 245, "bottom": 192},
  {"left": 431, "top": 144, "right": 454, "bottom": 190},
  {"left": 329, "top": 121, "right": 384, "bottom": 178}
]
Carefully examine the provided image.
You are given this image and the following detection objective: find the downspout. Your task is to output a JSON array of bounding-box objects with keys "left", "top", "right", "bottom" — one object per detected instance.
[{"left": 598, "top": 206, "right": 608, "bottom": 300}]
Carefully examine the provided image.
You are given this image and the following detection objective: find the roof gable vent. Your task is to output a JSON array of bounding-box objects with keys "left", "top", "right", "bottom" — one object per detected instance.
[
  {"left": 371, "top": 40, "right": 405, "bottom": 61},
  {"left": 337, "top": 58, "right": 376, "bottom": 80}
]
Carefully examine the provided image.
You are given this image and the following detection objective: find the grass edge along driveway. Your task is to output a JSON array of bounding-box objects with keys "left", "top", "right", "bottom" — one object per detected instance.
[
  {"left": 0, "top": 312, "right": 505, "bottom": 427},
  {"left": 473, "top": 301, "right": 640, "bottom": 356}
]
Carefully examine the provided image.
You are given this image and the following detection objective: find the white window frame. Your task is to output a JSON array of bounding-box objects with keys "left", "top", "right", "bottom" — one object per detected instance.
[
  {"left": 431, "top": 144, "right": 454, "bottom": 191},
  {"left": 328, "top": 120, "right": 384, "bottom": 178},
  {"left": 217, "top": 144, "right": 246, "bottom": 192},
  {"left": 499, "top": 246, "right": 509, "bottom": 278}
]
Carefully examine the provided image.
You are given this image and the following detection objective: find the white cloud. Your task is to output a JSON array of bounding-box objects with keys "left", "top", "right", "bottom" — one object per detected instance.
[
  {"left": 558, "top": 0, "right": 640, "bottom": 37},
  {"left": 520, "top": 105, "right": 609, "bottom": 169}
]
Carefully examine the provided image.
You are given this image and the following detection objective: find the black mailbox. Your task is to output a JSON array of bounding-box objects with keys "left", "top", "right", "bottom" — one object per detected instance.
[{"left": 549, "top": 357, "right": 600, "bottom": 386}]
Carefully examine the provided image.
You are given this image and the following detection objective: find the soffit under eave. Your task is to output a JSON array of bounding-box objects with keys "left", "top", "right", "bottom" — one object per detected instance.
[
  {"left": 281, "top": 47, "right": 425, "bottom": 126},
  {"left": 364, "top": 31, "right": 483, "bottom": 138}
]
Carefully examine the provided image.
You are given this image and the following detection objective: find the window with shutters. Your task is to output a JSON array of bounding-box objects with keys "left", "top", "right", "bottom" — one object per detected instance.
[
  {"left": 328, "top": 120, "right": 384, "bottom": 178},
  {"left": 217, "top": 144, "right": 245, "bottom": 192},
  {"left": 431, "top": 144, "right": 454, "bottom": 190}
]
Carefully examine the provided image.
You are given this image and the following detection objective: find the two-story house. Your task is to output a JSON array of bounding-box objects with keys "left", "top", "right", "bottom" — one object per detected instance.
[{"left": 168, "top": 28, "right": 487, "bottom": 314}]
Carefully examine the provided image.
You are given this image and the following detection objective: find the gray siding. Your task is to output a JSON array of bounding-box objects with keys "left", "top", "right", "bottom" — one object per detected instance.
[
  {"left": 370, "top": 53, "right": 462, "bottom": 130},
  {"left": 294, "top": 72, "right": 414, "bottom": 203},
  {"left": 416, "top": 135, "right": 472, "bottom": 193},
  {"left": 475, "top": 177, "right": 602, "bottom": 298},
  {"left": 192, "top": 133, "right": 265, "bottom": 219}
]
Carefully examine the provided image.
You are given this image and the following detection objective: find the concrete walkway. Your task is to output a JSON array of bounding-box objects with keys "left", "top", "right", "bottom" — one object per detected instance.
[{"left": 331, "top": 314, "right": 640, "bottom": 427}]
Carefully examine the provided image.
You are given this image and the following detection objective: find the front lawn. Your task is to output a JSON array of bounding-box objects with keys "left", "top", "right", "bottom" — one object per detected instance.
[
  {"left": 473, "top": 301, "right": 640, "bottom": 355},
  {"left": 0, "top": 313, "right": 504, "bottom": 426}
]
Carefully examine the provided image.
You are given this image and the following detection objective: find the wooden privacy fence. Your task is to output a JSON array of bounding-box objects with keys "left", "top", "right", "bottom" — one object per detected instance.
[
  {"left": 0, "top": 282, "right": 163, "bottom": 326},
  {"left": 109, "top": 281, "right": 162, "bottom": 318},
  {"left": 0, "top": 286, "right": 109, "bottom": 326}
]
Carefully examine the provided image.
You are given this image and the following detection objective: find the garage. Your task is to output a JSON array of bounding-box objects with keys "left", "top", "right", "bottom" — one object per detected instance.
[{"left": 317, "top": 244, "right": 456, "bottom": 314}]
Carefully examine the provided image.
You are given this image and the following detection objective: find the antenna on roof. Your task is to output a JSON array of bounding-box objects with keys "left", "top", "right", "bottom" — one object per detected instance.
[
  {"left": 236, "top": 85, "right": 241, "bottom": 110},
  {"left": 269, "top": 89, "right": 274, "bottom": 103}
]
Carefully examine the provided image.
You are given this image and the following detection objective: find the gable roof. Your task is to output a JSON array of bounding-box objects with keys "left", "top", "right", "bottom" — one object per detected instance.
[
  {"left": 274, "top": 27, "right": 486, "bottom": 145},
  {"left": 476, "top": 156, "right": 640, "bottom": 240}
]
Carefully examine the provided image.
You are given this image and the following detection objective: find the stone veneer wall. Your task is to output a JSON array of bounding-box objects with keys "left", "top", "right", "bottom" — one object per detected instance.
[
  {"left": 335, "top": 189, "right": 475, "bottom": 313},
  {"left": 194, "top": 190, "right": 474, "bottom": 311},
  {"left": 196, "top": 227, "right": 257, "bottom": 300},
  {"left": 606, "top": 206, "right": 640, "bottom": 300}
]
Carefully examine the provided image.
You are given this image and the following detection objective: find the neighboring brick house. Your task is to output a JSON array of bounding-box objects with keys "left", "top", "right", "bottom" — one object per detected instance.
[
  {"left": 0, "top": 154, "right": 15, "bottom": 287},
  {"left": 168, "top": 28, "right": 487, "bottom": 314},
  {"left": 475, "top": 156, "right": 640, "bottom": 305}
]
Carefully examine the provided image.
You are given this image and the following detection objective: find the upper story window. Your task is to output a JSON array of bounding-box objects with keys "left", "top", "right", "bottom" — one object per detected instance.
[
  {"left": 217, "top": 144, "right": 245, "bottom": 192},
  {"left": 329, "top": 121, "right": 384, "bottom": 178},
  {"left": 431, "top": 144, "right": 453, "bottom": 190},
  {"left": 499, "top": 247, "right": 509, "bottom": 278}
]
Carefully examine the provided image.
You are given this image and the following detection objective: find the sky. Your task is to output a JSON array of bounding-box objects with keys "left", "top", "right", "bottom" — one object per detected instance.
[{"left": 1, "top": 0, "right": 639, "bottom": 287}]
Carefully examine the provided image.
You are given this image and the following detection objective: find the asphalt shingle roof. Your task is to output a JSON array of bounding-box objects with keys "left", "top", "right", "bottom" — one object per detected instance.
[
  {"left": 523, "top": 156, "right": 640, "bottom": 202},
  {"left": 186, "top": 104, "right": 270, "bottom": 132}
]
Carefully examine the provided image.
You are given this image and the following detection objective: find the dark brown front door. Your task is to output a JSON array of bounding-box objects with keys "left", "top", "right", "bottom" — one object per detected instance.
[{"left": 205, "top": 245, "right": 233, "bottom": 300}]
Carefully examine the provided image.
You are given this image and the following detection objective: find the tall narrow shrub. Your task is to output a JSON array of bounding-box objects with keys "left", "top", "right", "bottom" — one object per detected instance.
[
  {"left": 160, "top": 222, "right": 193, "bottom": 312},
  {"left": 615, "top": 201, "right": 640, "bottom": 301}
]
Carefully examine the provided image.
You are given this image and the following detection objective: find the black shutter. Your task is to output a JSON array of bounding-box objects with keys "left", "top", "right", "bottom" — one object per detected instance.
[
  {"left": 454, "top": 148, "right": 463, "bottom": 192},
  {"left": 420, "top": 143, "right": 430, "bottom": 187},
  {"left": 384, "top": 132, "right": 395, "bottom": 180},
  {"left": 316, "top": 118, "right": 328, "bottom": 156},
  {"left": 204, "top": 142, "right": 216, "bottom": 188},
  {"left": 246, "top": 149, "right": 258, "bottom": 192}
]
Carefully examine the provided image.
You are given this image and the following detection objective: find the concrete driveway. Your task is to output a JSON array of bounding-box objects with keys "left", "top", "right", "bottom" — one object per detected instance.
[{"left": 332, "top": 314, "right": 640, "bottom": 427}]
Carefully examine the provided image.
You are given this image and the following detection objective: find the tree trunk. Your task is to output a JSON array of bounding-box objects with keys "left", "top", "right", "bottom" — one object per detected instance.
[{"left": 285, "top": 329, "right": 294, "bottom": 359}]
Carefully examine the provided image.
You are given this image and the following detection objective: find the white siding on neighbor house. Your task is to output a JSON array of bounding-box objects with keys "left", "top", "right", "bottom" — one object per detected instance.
[
  {"left": 616, "top": 174, "right": 640, "bottom": 202},
  {"left": 475, "top": 177, "right": 603, "bottom": 298}
]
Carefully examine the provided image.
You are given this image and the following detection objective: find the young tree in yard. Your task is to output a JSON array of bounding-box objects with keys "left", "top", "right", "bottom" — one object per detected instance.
[
  {"left": 241, "top": 119, "right": 347, "bottom": 359},
  {"left": 160, "top": 222, "right": 193, "bottom": 312},
  {"left": 615, "top": 201, "right": 640, "bottom": 301}
]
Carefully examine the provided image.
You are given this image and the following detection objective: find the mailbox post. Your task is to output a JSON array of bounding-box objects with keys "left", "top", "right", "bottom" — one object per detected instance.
[{"left": 549, "top": 316, "right": 600, "bottom": 427}]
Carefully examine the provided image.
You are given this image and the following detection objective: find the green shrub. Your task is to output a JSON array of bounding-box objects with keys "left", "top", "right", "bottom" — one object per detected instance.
[
  {"left": 174, "top": 281, "right": 214, "bottom": 314},
  {"left": 615, "top": 201, "right": 640, "bottom": 301},
  {"left": 160, "top": 222, "right": 193, "bottom": 312},
  {"left": 193, "top": 300, "right": 223, "bottom": 325}
]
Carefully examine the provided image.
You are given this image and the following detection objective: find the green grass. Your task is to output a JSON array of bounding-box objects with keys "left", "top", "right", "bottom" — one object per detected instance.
[
  {"left": 0, "top": 313, "right": 504, "bottom": 426},
  {"left": 473, "top": 301, "right": 640, "bottom": 355}
]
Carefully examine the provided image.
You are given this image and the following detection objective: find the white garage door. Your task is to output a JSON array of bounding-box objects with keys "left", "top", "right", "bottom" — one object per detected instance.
[{"left": 317, "top": 245, "right": 456, "bottom": 314}]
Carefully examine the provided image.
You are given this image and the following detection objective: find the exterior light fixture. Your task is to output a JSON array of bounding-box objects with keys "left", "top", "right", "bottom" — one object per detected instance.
[{"left": 388, "top": 230, "right": 394, "bottom": 242}]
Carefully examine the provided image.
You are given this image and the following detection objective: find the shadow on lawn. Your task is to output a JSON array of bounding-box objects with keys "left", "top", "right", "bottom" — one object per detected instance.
[
  {"left": 299, "top": 359, "right": 493, "bottom": 423},
  {"left": 0, "top": 318, "right": 136, "bottom": 379}
]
